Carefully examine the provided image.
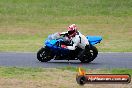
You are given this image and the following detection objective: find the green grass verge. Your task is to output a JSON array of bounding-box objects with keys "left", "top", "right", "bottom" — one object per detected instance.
[
  {"left": 0, "top": 0, "right": 132, "bottom": 52},
  {"left": 0, "top": 67, "right": 44, "bottom": 78},
  {"left": 0, "top": 67, "right": 76, "bottom": 88},
  {"left": 111, "top": 69, "right": 132, "bottom": 75},
  {"left": 0, "top": 67, "right": 132, "bottom": 78},
  {"left": 0, "top": 67, "right": 131, "bottom": 88},
  {"left": 58, "top": 66, "right": 132, "bottom": 75}
]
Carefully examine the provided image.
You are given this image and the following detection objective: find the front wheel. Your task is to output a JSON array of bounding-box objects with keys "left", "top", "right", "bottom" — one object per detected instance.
[
  {"left": 79, "top": 45, "right": 98, "bottom": 63},
  {"left": 37, "top": 47, "right": 53, "bottom": 62}
]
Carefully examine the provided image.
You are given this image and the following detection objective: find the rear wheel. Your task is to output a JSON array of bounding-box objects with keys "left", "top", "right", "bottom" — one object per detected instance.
[
  {"left": 37, "top": 47, "right": 53, "bottom": 62},
  {"left": 79, "top": 46, "right": 98, "bottom": 63}
]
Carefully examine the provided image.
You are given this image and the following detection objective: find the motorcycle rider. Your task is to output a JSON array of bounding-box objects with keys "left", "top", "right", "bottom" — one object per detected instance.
[
  {"left": 64, "top": 24, "right": 91, "bottom": 58},
  {"left": 48, "top": 24, "right": 90, "bottom": 51},
  {"left": 66, "top": 24, "right": 89, "bottom": 50}
]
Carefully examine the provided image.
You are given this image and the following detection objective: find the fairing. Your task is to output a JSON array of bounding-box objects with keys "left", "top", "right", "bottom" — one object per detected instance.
[{"left": 86, "top": 36, "right": 102, "bottom": 45}]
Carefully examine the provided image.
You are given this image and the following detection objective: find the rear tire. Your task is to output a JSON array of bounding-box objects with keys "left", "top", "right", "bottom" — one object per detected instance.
[
  {"left": 37, "top": 47, "right": 53, "bottom": 62},
  {"left": 79, "top": 46, "right": 98, "bottom": 63}
]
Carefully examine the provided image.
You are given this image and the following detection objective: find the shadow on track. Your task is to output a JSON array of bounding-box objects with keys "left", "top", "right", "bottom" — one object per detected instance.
[
  {"left": 48, "top": 61, "right": 100, "bottom": 65},
  {"left": 36, "top": 60, "right": 103, "bottom": 68}
]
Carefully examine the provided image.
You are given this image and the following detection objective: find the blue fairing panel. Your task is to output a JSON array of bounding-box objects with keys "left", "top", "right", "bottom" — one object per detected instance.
[
  {"left": 45, "top": 36, "right": 102, "bottom": 47},
  {"left": 45, "top": 39, "right": 56, "bottom": 46},
  {"left": 45, "top": 39, "right": 69, "bottom": 55},
  {"left": 86, "top": 36, "right": 102, "bottom": 45}
]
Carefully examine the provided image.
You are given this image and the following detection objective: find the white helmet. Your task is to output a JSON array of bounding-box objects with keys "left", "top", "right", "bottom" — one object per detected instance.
[{"left": 67, "top": 24, "right": 77, "bottom": 37}]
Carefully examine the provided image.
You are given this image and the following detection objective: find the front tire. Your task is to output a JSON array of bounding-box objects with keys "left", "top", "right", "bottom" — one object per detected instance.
[
  {"left": 79, "top": 46, "right": 98, "bottom": 63},
  {"left": 37, "top": 47, "right": 53, "bottom": 62}
]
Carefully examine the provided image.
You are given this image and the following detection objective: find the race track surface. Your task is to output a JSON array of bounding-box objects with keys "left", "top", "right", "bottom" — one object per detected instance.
[{"left": 0, "top": 52, "right": 132, "bottom": 69}]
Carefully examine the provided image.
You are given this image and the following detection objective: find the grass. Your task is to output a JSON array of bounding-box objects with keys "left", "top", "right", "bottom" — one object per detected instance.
[
  {"left": 1, "top": 67, "right": 132, "bottom": 79},
  {"left": 59, "top": 66, "right": 132, "bottom": 75},
  {"left": 0, "top": 67, "right": 44, "bottom": 78},
  {"left": 111, "top": 69, "right": 132, "bottom": 75},
  {"left": 0, "top": 67, "right": 131, "bottom": 88},
  {"left": 0, "top": 0, "right": 132, "bottom": 52}
]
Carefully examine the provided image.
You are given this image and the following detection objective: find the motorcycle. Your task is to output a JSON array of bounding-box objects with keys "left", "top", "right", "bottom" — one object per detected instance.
[{"left": 37, "top": 34, "right": 102, "bottom": 63}]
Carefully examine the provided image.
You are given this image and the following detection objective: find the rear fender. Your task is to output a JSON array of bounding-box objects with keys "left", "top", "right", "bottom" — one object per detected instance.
[{"left": 86, "top": 36, "right": 102, "bottom": 45}]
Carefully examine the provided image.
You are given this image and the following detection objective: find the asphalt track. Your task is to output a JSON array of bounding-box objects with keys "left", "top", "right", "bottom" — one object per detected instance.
[{"left": 0, "top": 52, "right": 132, "bottom": 69}]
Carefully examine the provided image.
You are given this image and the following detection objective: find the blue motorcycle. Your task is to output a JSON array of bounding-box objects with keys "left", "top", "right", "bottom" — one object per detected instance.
[{"left": 37, "top": 35, "right": 102, "bottom": 63}]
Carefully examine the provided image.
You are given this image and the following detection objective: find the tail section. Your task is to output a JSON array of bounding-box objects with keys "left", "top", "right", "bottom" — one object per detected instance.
[{"left": 86, "top": 36, "right": 102, "bottom": 45}]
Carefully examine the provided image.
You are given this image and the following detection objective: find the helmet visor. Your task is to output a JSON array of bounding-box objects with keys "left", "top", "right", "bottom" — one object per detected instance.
[{"left": 68, "top": 30, "right": 75, "bottom": 35}]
